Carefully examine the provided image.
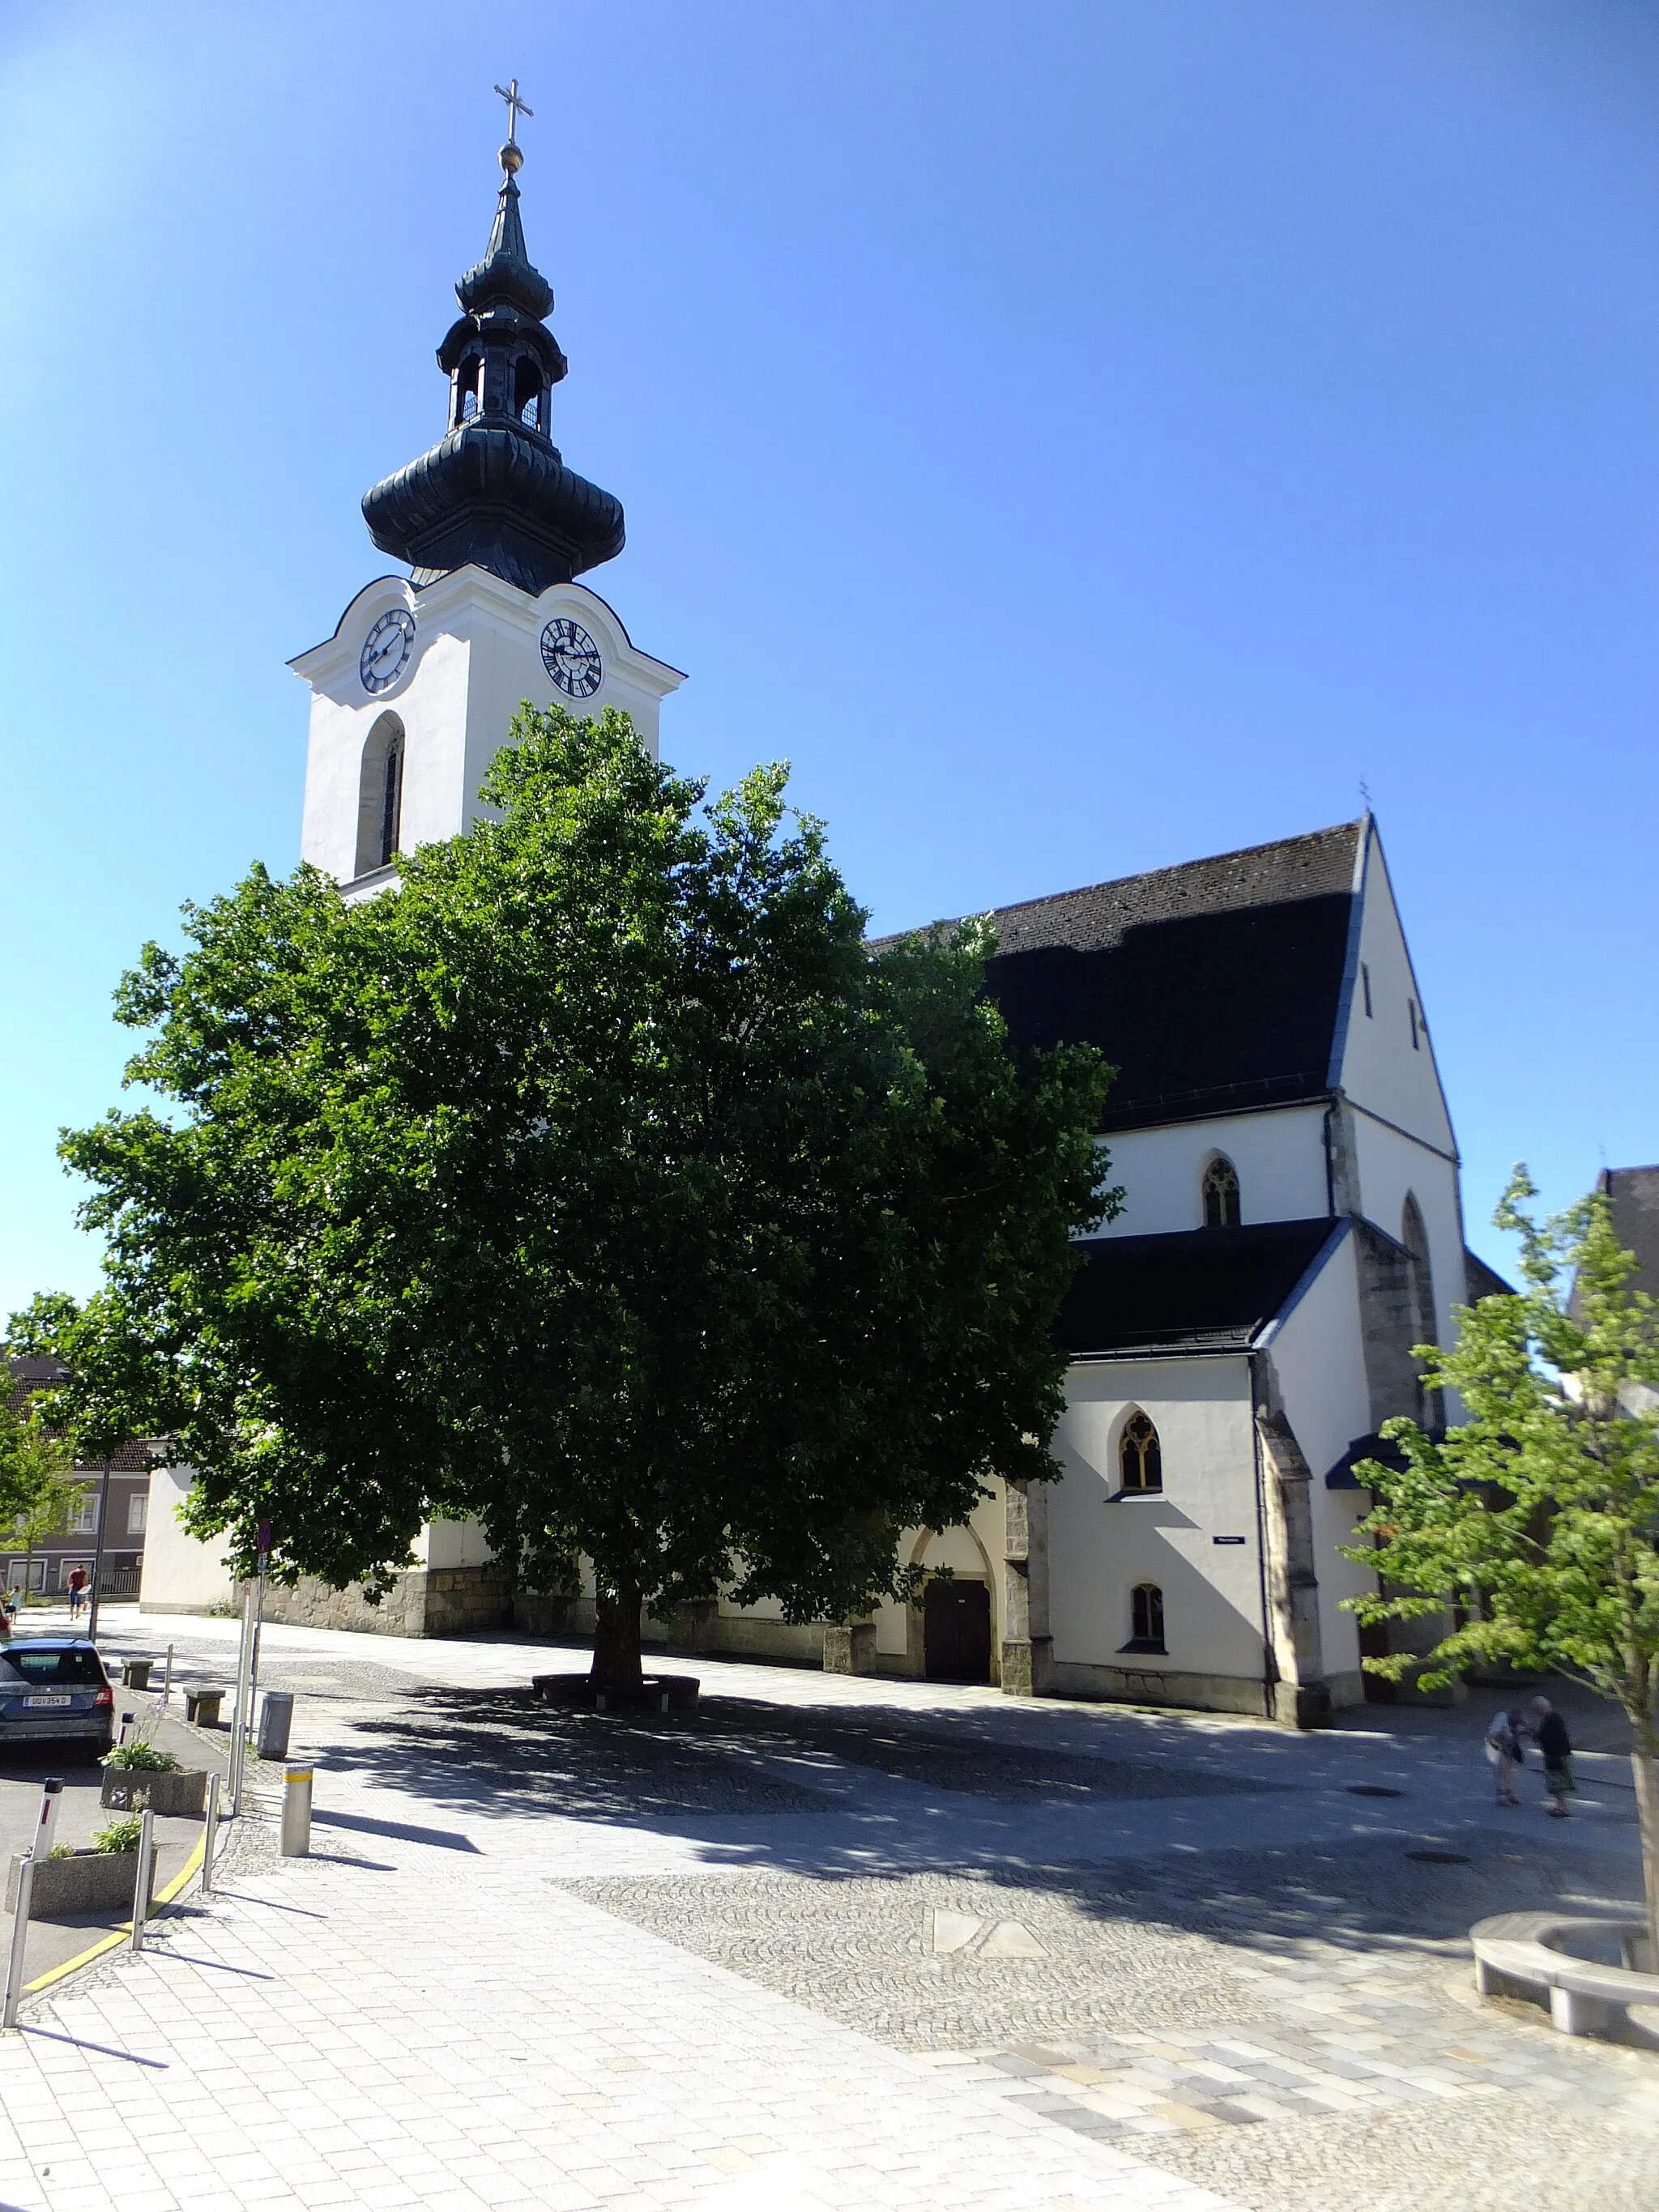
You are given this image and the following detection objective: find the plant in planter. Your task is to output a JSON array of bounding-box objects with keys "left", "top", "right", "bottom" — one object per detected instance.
[
  {"left": 99, "top": 1727, "right": 207, "bottom": 1814},
  {"left": 102, "top": 1738, "right": 178, "bottom": 1774},
  {"left": 92, "top": 1813, "right": 144, "bottom": 1853}
]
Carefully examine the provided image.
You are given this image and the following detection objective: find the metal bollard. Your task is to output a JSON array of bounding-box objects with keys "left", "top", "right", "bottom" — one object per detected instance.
[
  {"left": 201, "top": 1771, "right": 220, "bottom": 1896},
  {"left": 280, "top": 1767, "right": 312, "bottom": 1858},
  {"left": 1, "top": 1780, "right": 60, "bottom": 2030},
  {"left": 2, "top": 1855, "right": 36, "bottom": 2029},
  {"left": 130, "top": 1809, "right": 156, "bottom": 1951},
  {"left": 33, "top": 1778, "right": 62, "bottom": 1863},
  {"left": 159, "top": 1643, "right": 174, "bottom": 1711}
]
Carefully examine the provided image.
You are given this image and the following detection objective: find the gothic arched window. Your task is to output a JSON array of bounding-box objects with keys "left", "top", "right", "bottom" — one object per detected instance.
[
  {"left": 355, "top": 713, "right": 405, "bottom": 878},
  {"left": 1131, "top": 1583, "right": 1165, "bottom": 1648},
  {"left": 1120, "top": 1410, "right": 1162, "bottom": 1494},
  {"left": 1202, "top": 1154, "right": 1241, "bottom": 1229},
  {"left": 1401, "top": 1192, "right": 1440, "bottom": 1428}
]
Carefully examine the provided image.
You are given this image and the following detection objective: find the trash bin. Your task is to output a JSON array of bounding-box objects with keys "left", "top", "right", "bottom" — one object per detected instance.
[{"left": 256, "top": 1691, "right": 294, "bottom": 1760}]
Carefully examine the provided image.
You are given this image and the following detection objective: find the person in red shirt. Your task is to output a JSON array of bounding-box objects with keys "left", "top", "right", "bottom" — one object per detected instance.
[{"left": 66, "top": 1566, "right": 88, "bottom": 1622}]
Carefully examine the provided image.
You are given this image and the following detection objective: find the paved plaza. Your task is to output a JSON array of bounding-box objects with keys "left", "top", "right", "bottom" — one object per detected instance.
[{"left": 0, "top": 1613, "right": 1654, "bottom": 2210}]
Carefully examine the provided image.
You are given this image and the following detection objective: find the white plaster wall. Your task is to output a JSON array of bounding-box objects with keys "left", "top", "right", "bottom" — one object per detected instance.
[
  {"left": 1256, "top": 1228, "right": 1371, "bottom": 1686},
  {"left": 1334, "top": 825, "right": 1456, "bottom": 1155},
  {"left": 1349, "top": 1113, "right": 1466, "bottom": 1359},
  {"left": 138, "top": 1468, "right": 237, "bottom": 1612},
  {"left": 419, "top": 1516, "right": 496, "bottom": 1570},
  {"left": 293, "top": 571, "right": 684, "bottom": 883},
  {"left": 1048, "top": 1358, "right": 1264, "bottom": 1680},
  {"left": 1090, "top": 1106, "right": 1328, "bottom": 1238}
]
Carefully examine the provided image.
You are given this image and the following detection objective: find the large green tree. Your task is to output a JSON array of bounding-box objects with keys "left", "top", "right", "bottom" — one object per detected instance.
[
  {"left": 62, "top": 706, "right": 1113, "bottom": 1686},
  {"left": 1347, "top": 1170, "right": 1659, "bottom": 1959}
]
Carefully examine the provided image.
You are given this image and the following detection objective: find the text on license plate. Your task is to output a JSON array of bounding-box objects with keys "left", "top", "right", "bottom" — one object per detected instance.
[{"left": 23, "top": 1695, "right": 71, "bottom": 1708}]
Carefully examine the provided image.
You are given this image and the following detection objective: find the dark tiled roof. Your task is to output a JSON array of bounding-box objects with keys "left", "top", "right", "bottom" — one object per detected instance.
[
  {"left": 1057, "top": 1219, "right": 1340, "bottom": 1357},
  {"left": 1600, "top": 1166, "right": 1659, "bottom": 1296},
  {"left": 1324, "top": 1430, "right": 1410, "bottom": 1490},
  {"left": 5, "top": 1359, "right": 155, "bottom": 1473},
  {"left": 1463, "top": 1247, "right": 1514, "bottom": 1304},
  {"left": 882, "top": 824, "right": 1362, "bottom": 1131}
]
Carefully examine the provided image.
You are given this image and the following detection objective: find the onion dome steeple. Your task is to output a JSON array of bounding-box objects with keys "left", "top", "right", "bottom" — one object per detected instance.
[{"left": 361, "top": 96, "right": 625, "bottom": 595}]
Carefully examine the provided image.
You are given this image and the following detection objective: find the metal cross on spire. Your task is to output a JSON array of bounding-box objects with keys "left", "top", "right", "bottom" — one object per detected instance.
[{"left": 494, "top": 78, "right": 534, "bottom": 145}]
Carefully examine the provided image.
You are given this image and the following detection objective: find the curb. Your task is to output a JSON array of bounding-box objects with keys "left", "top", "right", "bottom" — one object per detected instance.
[{"left": 22, "top": 1831, "right": 207, "bottom": 1997}]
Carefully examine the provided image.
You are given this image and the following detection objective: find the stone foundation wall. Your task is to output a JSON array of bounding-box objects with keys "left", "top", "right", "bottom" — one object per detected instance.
[
  {"left": 1045, "top": 1659, "right": 1272, "bottom": 1718},
  {"left": 261, "top": 1564, "right": 514, "bottom": 1639}
]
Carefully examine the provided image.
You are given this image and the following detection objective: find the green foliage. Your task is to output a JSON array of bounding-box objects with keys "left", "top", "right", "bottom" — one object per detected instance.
[
  {"left": 92, "top": 1813, "right": 144, "bottom": 1852},
  {"left": 45, "top": 1843, "right": 72, "bottom": 1861},
  {"left": 101, "top": 1737, "right": 178, "bottom": 1772},
  {"left": 58, "top": 705, "right": 1115, "bottom": 1673},
  {"left": 0, "top": 1398, "right": 76, "bottom": 1541},
  {"left": 1343, "top": 1168, "right": 1659, "bottom": 1731}
]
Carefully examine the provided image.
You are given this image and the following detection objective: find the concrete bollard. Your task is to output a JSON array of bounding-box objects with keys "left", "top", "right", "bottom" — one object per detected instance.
[
  {"left": 280, "top": 1768, "right": 312, "bottom": 1858},
  {"left": 257, "top": 1691, "right": 294, "bottom": 1762}
]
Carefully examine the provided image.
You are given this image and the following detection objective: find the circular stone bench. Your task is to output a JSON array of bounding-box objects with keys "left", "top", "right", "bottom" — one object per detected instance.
[
  {"left": 531, "top": 1673, "right": 699, "bottom": 1715},
  {"left": 1471, "top": 1912, "right": 1659, "bottom": 2038}
]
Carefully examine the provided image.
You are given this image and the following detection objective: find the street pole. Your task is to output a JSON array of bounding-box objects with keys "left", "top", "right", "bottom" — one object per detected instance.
[
  {"left": 228, "top": 1583, "right": 254, "bottom": 1816},
  {"left": 84, "top": 1459, "right": 113, "bottom": 1645},
  {"left": 248, "top": 1524, "right": 270, "bottom": 1754}
]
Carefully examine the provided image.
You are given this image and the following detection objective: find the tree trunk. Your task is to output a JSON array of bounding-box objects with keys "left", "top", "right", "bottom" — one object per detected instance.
[
  {"left": 1631, "top": 1735, "right": 1659, "bottom": 1972},
  {"left": 591, "top": 1580, "right": 645, "bottom": 1695}
]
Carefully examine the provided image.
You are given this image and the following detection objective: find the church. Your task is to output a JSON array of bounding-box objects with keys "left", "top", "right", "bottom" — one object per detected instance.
[{"left": 140, "top": 113, "right": 1502, "bottom": 1725}]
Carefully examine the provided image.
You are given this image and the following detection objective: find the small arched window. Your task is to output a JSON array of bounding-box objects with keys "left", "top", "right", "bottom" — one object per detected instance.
[
  {"left": 1131, "top": 1583, "right": 1166, "bottom": 1650},
  {"left": 513, "top": 356, "right": 543, "bottom": 429},
  {"left": 454, "top": 355, "right": 482, "bottom": 426},
  {"left": 1202, "top": 1154, "right": 1241, "bottom": 1230},
  {"left": 1120, "top": 1410, "right": 1162, "bottom": 1494},
  {"left": 355, "top": 713, "right": 405, "bottom": 878}
]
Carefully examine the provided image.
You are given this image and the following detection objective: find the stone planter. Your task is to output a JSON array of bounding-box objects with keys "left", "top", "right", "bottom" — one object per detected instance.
[
  {"left": 100, "top": 1767, "right": 208, "bottom": 1817},
  {"left": 6, "top": 1848, "right": 156, "bottom": 1919},
  {"left": 532, "top": 1672, "right": 700, "bottom": 1714}
]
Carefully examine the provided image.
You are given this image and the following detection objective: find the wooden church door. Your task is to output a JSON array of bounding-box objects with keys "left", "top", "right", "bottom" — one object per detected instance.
[{"left": 923, "top": 1578, "right": 992, "bottom": 1683}]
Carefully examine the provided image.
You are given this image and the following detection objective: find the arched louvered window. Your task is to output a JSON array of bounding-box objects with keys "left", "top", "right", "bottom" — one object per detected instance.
[
  {"left": 513, "top": 355, "right": 544, "bottom": 429},
  {"left": 355, "top": 713, "right": 405, "bottom": 877},
  {"left": 454, "top": 355, "right": 482, "bottom": 425},
  {"left": 1120, "top": 1409, "right": 1162, "bottom": 1494},
  {"left": 1202, "top": 1155, "right": 1241, "bottom": 1230}
]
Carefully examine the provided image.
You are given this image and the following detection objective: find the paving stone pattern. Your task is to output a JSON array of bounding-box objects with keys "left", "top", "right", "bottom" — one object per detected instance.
[{"left": 7, "top": 1609, "right": 1657, "bottom": 2211}]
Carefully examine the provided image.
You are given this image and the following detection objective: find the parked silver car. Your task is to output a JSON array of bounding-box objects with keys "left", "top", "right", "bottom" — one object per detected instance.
[{"left": 0, "top": 1639, "right": 114, "bottom": 1759}]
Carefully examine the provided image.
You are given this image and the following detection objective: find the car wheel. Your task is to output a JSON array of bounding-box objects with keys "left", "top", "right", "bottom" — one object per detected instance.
[{"left": 84, "top": 1734, "right": 113, "bottom": 1765}]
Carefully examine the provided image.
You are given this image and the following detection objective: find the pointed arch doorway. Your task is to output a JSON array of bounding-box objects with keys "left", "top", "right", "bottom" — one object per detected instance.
[{"left": 923, "top": 1578, "right": 992, "bottom": 1683}]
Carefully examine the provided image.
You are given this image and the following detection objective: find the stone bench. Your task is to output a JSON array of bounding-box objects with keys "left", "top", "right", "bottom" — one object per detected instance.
[
  {"left": 1471, "top": 1912, "right": 1659, "bottom": 2037},
  {"left": 183, "top": 1689, "right": 224, "bottom": 1728}
]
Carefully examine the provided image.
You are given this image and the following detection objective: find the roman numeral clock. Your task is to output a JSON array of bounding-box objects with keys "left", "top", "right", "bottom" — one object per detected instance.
[{"left": 288, "top": 109, "right": 683, "bottom": 897}]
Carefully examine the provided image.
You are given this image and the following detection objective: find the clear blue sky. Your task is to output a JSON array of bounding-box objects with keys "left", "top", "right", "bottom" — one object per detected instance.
[{"left": 2, "top": 0, "right": 1656, "bottom": 1315}]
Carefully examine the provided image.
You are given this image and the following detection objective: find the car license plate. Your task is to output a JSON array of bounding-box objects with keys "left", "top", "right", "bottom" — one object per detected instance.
[{"left": 23, "top": 1695, "right": 71, "bottom": 1708}]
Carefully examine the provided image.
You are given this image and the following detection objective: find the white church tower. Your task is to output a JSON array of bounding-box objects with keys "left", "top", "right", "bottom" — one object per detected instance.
[{"left": 289, "top": 107, "right": 683, "bottom": 897}]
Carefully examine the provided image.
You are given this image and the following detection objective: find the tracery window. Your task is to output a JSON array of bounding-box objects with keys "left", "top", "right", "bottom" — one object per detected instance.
[
  {"left": 1119, "top": 1410, "right": 1162, "bottom": 1495},
  {"left": 1202, "top": 1154, "right": 1241, "bottom": 1230},
  {"left": 1131, "top": 1583, "right": 1165, "bottom": 1649}
]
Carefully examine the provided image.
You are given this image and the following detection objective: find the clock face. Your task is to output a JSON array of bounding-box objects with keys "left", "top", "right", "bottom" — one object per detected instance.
[
  {"left": 540, "top": 617, "right": 602, "bottom": 700},
  {"left": 360, "top": 609, "right": 416, "bottom": 694}
]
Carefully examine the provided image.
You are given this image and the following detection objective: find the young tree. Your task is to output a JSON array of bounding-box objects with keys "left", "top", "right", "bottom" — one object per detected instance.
[
  {"left": 62, "top": 707, "right": 1114, "bottom": 1687},
  {"left": 0, "top": 1365, "right": 81, "bottom": 1605},
  {"left": 1346, "top": 1170, "right": 1659, "bottom": 1960}
]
